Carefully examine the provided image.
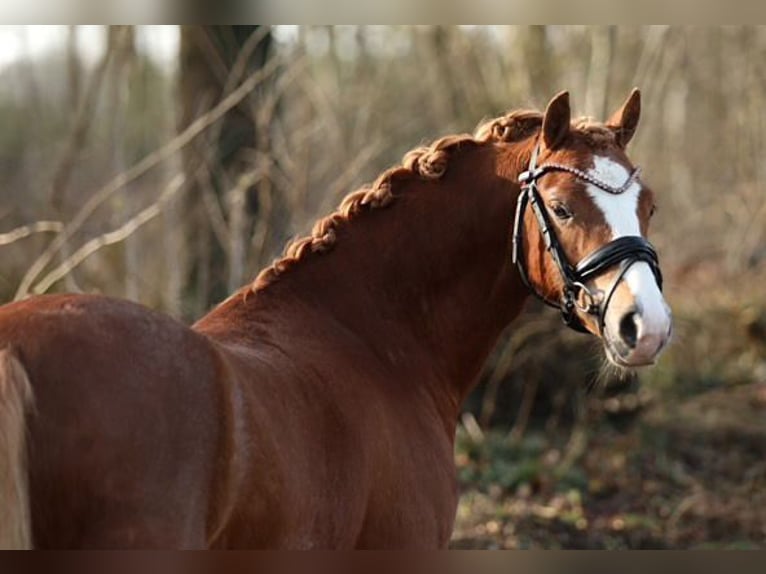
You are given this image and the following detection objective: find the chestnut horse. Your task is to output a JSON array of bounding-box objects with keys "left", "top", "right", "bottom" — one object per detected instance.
[{"left": 0, "top": 90, "right": 671, "bottom": 549}]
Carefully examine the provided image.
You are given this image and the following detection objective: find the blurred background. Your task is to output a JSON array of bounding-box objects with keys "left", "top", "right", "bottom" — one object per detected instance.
[{"left": 0, "top": 25, "right": 765, "bottom": 548}]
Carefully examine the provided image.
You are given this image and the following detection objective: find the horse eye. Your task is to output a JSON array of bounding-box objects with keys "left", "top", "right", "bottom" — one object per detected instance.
[
  {"left": 650, "top": 204, "right": 658, "bottom": 218},
  {"left": 551, "top": 203, "right": 572, "bottom": 220}
]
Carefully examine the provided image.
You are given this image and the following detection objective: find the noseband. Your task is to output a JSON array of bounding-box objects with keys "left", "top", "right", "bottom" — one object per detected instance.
[{"left": 512, "top": 143, "right": 663, "bottom": 334}]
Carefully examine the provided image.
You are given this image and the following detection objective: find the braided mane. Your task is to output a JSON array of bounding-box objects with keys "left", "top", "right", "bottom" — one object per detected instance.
[{"left": 251, "top": 109, "right": 557, "bottom": 293}]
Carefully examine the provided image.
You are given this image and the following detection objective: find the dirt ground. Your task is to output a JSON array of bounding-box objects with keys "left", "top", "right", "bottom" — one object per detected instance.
[{"left": 450, "top": 383, "right": 766, "bottom": 549}]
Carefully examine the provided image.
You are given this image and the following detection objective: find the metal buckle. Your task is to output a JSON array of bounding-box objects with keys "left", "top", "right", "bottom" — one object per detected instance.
[
  {"left": 562, "top": 289, "right": 577, "bottom": 314},
  {"left": 572, "top": 281, "right": 600, "bottom": 315},
  {"left": 560, "top": 291, "right": 582, "bottom": 330}
]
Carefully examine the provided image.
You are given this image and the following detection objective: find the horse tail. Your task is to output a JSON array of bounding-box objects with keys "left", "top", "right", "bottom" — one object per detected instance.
[{"left": 0, "top": 348, "right": 34, "bottom": 549}]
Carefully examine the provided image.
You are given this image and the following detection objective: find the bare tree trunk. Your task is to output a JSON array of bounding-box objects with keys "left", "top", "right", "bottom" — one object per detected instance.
[
  {"left": 178, "top": 25, "right": 273, "bottom": 320},
  {"left": 49, "top": 25, "right": 118, "bottom": 293},
  {"left": 426, "top": 27, "right": 460, "bottom": 124},
  {"left": 584, "top": 26, "right": 616, "bottom": 119},
  {"left": 519, "top": 26, "right": 556, "bottom": 105},
  {"left": 67, "top": 26, "right": 81, "bottom": 112},
  {"left": 106, "top": 26, "right": 139, "bottom": 301}
]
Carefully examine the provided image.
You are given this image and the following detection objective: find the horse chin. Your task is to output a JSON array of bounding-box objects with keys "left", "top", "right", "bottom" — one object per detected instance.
[{"left": 603, "top": 340, "right": 656, "bottom": 370}]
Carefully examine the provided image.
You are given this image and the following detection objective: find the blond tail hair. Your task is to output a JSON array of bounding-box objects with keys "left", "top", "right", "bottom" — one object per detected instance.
[{"left": 0, "top": 349, "right": 34, "bottom": 549}]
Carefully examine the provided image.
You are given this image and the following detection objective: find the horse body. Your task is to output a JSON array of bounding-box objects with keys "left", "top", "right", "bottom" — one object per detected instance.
[
  {"left": 0, "top": 143, "right": 520, "bottom": 548},
  {"left": 0, "top": 91, "right": 671, "bottom": 548}
]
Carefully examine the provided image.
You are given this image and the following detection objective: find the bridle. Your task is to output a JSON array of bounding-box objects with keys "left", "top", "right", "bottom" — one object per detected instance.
[{"left": 512, "top": 142, "right": 663, "bottom": 334}]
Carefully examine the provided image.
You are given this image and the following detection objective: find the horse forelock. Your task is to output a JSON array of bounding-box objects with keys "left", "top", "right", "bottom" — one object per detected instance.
[
  {"left": 249, "top": 109, "right": 618, "bottom": 295},
  {"left": 571, "top": 117, "right": 618, "bottom": 148}
]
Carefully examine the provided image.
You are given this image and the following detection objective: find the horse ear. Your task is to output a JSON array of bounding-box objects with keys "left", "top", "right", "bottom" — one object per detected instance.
[
  {"left": 607, "top": 88, "right": 641, "bottom": 147},
  {"left": 542, "top": 91, "right": 571, "bottom": 150}
]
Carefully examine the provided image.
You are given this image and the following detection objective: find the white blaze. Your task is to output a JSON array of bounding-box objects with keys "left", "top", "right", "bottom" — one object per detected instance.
[{"left": 585, "top": 157, "right": 670, "bottom": 334}]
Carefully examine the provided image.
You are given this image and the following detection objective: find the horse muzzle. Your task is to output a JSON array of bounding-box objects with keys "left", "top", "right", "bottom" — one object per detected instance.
[{"left": 601, "top": 264, "right": 673, "bottom": 367}]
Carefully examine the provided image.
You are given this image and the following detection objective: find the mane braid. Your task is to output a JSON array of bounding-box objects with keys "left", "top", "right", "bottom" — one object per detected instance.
[{"left": 249, "top": 109, "right": 551, "bottom": 294}]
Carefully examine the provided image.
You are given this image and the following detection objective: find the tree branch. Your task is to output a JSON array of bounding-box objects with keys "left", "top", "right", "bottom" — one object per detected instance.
[
  {"left": 31, "top": 175, "right": 185, "bottom": 296},
  {"left": 14, "top": 53, "right": 286, "bottom": 301},
  {"left": 0, "top": 222, "right": 64, "bottom": 246}
]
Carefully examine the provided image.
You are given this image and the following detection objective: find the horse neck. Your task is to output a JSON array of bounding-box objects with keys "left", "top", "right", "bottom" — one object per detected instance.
[{"left": 201, "top": 141, "right": 534, "bottom": 420}]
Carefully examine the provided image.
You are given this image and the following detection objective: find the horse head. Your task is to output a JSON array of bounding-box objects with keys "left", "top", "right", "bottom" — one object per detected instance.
[{"left": 510, "top": 90, "right": 672, "bottom": 367}]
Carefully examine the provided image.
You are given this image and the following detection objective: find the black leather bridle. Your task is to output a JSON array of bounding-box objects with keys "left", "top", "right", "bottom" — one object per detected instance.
[{"left": 512, "top": 143, "right": 663, "bottom": 334}]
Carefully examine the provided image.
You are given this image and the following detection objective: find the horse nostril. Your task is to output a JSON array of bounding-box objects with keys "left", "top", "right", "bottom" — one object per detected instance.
[{"left": 619, "top": 311, "right": 639, "bottom": 349}]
